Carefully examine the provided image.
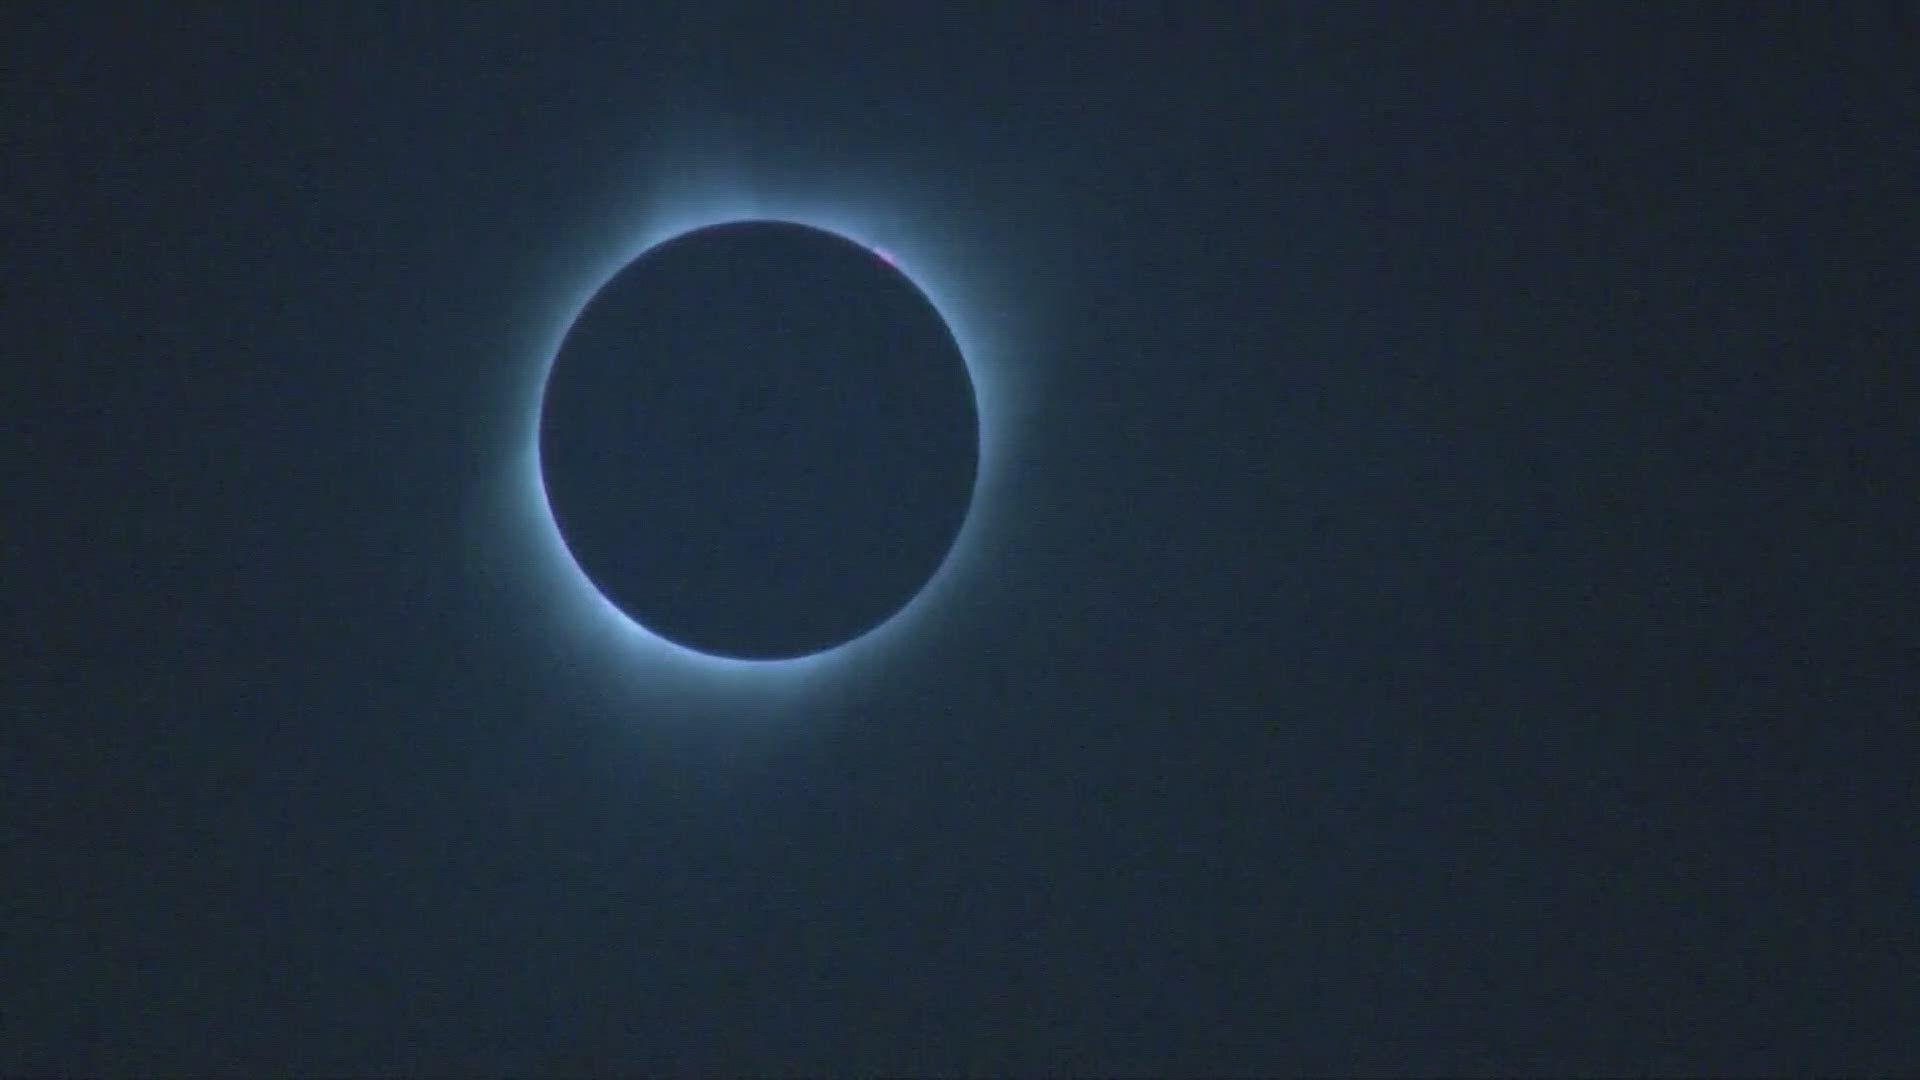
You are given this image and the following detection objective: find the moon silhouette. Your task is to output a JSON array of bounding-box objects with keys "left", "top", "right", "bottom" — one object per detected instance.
[{"left": 536, "top": 220, "right": 979, "bottom": 662}]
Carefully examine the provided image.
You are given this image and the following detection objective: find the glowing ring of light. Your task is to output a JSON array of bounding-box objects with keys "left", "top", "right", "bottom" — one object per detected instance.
[{"left": 497, "top": 170, "right": 1029, "bottom": 703}]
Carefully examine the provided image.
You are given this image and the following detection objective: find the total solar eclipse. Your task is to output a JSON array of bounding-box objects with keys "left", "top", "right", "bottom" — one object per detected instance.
[{"left": 537, "top": 220, "right": 979, "bottom": 662}]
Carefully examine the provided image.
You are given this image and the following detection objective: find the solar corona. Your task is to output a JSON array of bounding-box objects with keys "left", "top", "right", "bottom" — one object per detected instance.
[{"left": 491, "top": 167, "right": 1030, "bottom": 706}]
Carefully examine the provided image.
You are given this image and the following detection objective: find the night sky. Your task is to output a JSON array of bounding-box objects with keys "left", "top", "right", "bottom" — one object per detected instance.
[{"left": 6, "top": 5, "right": 1917, "bottom": 1074}]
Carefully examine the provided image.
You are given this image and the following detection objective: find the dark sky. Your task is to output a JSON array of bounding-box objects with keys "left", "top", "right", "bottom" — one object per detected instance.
[{"left": 6, "top": 5, "right": 1917, "bottom": 1074}]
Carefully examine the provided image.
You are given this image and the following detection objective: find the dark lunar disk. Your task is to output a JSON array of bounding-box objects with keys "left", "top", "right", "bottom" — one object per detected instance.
[{"left": 538, "top": 220, "right": 979, "bottom": 661}]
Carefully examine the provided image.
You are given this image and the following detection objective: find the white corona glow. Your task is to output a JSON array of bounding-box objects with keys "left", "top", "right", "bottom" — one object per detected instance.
[{"left": 492, "top": 155, "right": 1033, "bottom": 708}]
